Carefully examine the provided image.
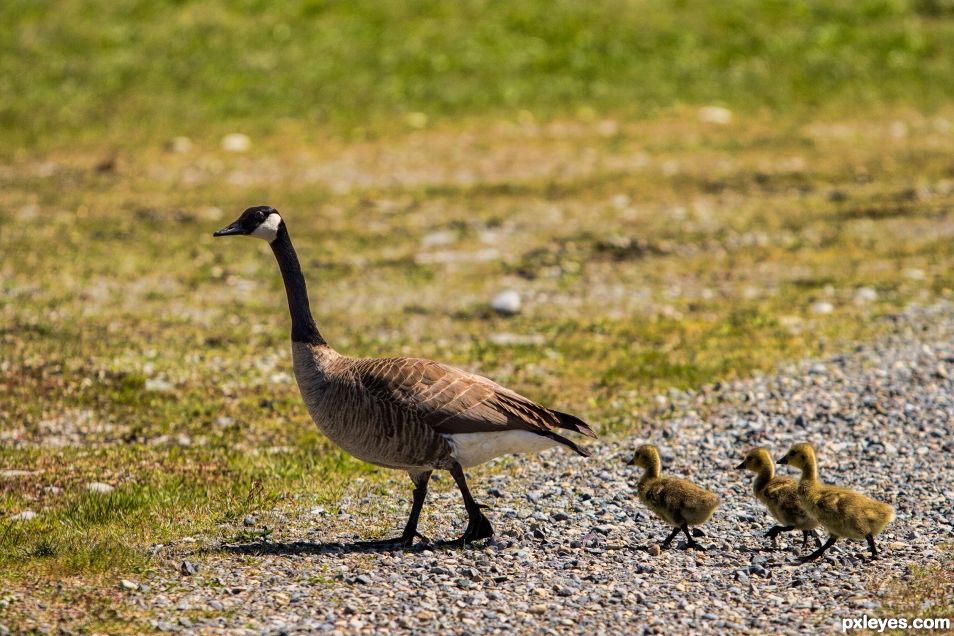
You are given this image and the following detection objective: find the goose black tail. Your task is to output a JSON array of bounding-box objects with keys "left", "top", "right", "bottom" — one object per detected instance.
[
  {"left": 552, "top": 410, "right": 598, "bottom": 439},
  {"left": 539, "top": 431, "right": 592, "bottom": 458}
]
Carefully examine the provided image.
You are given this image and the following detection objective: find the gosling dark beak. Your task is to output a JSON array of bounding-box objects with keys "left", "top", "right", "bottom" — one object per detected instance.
[
  {"left": 777, "top": 456, "right": 789, "bottom": 465},
  {"left": 735, "top": 461, "right": 746, "bottom": 470},
  {"left": 626, "top": 457, "right": 636, "bottom": 466},
  {"left": 213, "top": 222, "right": 245, "bottom": 237}
]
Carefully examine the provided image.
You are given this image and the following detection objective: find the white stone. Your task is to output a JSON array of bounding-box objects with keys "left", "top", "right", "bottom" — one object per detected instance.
[
  {"left": 221, "top": 133, "right": 251, "bottom": 153},
  {"left": 854, "top": 287, "right": 878, "bottom": 304},
  {"left": 488, "top": 332, "right": 545, "bottom": 346},
  {"left": 170, "top": 136, "right": 193, "bottom": 153},
  {"left": 610, "top": 194, "right": 631, "bottom": 210},
  {"left": 0, "top": 470, "right": 37, "bottom": 479},
  {"left": 145, "top": 378, "right": 174, "bottom": 393},
  {"left": 87, "top": 482, "right": 114, "bottom": 494},
  {"left": 421, "top": 230, "right": 456, "bottom": 248},
  {"left": 810, "top": 301, "right": 834, "bottom": 314},
  {"left": 10, "top": 510, "right": 37, "bottom": 521},
  {"left": 491, "top": 290, "right": 521, "bottom": 315},
  {"left": 698, "top": 106, "right": 733, "bottom": 125}
]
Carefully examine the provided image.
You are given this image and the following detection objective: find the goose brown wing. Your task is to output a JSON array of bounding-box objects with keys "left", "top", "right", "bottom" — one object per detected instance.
[{"left": 348, "top": 357, "right": 596, "bottom": 438}]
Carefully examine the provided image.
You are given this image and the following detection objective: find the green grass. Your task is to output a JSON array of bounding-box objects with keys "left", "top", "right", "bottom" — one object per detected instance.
[
  {"left": 3, "top": 0, "right": 954, "bottom": 149},
  {"left": 2, "top": 1, "right": 954, "bottom": 631}
]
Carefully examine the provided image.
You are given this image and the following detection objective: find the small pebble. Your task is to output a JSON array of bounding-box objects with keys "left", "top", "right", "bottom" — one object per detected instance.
[
  {"left": 221, "top": 133, "right": 251, "bottom": 152},
  {"left": 491, "top": 290, "right": 521, "bottom": 315}
]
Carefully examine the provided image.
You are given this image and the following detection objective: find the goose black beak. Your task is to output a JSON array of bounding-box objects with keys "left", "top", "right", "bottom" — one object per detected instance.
[
  {"left": 777, "top": 456, "right": 788, "bottom": 465},
  {"left": 213, "top": 223, "right": 246, "bottom": 237},
  {"left": 735, "top": 461, "right": 746, "bottom": 470}
]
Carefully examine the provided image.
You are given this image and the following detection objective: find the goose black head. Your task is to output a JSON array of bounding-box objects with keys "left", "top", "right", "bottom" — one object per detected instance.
[{"left": 213, "top": 206, "right": 283, "bottom": 242}]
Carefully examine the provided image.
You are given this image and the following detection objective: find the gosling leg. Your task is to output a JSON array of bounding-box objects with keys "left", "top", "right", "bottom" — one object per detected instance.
[
  {"left": 799, "top": 535, "right": 837, "bottom": 563},
  {"left": 802, "top": 529, "right": 822, "bottom": 548},
  {"left": 661, "top": 526, "right": 681, "bottom": 549},
  {"left": 766, "top": 525, "right": 795, "bottom": 548},
  {"left": 865, "top": 533, "right": 878, "bottom": 559},
  {"left": 681, "top": 524, "right": 705, "bottom": 551}
]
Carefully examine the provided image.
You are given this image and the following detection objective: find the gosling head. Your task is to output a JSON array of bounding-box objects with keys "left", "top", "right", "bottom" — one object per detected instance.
[
  {"left": 213, "top": 205, "right": 284, "bottom": 243},
  {"left": 736, "top": 447, "right": 773, "bottom": 472},
  {"left": 627, "top": 444, "right": 660, "bottom": 468},
  {"left": 777, "top": 442, "right": 816, "bottom": 469}
]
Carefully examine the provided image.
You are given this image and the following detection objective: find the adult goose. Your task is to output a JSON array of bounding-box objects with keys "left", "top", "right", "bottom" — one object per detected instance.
[{"left": 213, "top": 206, "right": 597, "bottom": 546}]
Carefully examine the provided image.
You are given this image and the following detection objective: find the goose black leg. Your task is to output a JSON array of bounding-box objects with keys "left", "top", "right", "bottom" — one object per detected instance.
[
  {"left": 357, "top": 470, "right": 431, "bottom": 549},
  {"left": 865, "top": 533, "right": 878, "bottom": 559},
  {"left": 766, "top": 525, "right": 795, "bottom": 548},
  {"left": 449, "top": 462, "right": 493, "bottom": 544},
  {"left": 799, "top": 534, "right": 837, "bottom": 563},
  {"left": 661, "top": 526, "right": 681, "bottom": 548},
  {"left": 681, "top": 524, "right": 705, "bottom": 551}
]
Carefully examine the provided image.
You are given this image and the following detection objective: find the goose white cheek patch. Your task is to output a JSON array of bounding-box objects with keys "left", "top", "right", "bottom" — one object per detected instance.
[{"left": 251, "top": 213, "right": 282, "bottom": 242}]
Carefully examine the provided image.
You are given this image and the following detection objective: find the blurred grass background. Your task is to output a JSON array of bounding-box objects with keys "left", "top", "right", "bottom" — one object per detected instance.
[
  {"left": 2, "top": 0, "right": 953, "bottom": 631},
  {"left": 2, "top": 0, "right": 954, "bottom": 148}
]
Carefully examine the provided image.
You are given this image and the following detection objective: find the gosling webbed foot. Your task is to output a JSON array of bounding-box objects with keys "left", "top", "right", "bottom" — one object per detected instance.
[
  {"left": 680, "top": 524, "right": 706, "bottom": 551},
  {"left": 798, "top": 535, "right": 837, "bottom": 563},
  {"left": 802, "top": 529, "right": 822, "bottom": 549},
  {"left": 661, "top": 526, "right": 681, "bottom": 549},
  {"left": 765, "top": 525, "right": 795, "bottom": 550}
]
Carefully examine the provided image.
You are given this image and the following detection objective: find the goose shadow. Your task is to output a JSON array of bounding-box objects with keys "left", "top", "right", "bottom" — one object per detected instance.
[{"left": 214, "top": 538, "right": 493, "bottom": 557}]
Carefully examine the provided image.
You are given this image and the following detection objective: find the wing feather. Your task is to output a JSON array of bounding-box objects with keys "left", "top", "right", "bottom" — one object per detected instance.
[{"left": 348, "top": 357, "right": 597, "bottom": 438}]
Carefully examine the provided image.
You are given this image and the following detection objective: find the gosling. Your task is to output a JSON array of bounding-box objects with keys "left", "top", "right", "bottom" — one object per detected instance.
[
  {"left": 628, "top": 444, "right": 720, "bottom": 551},
  {"left": 778, "top": 442, "right": 895, "bottom": 563},
  {"left": 736, "top": 447, "right": 821, "bottom": 550}
]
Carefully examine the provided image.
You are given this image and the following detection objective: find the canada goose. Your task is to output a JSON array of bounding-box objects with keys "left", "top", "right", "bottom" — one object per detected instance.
[
  {"left": 213, "top": 206, "right": 596, "bottom": 546},
  {"left": 736, "top": 447, "right": 821, "bottom": 549},
  {"left": 628, "top": 444, "right": 719, "bottom": 550},
  {"left": 778, "top": 443, "right": 895, "bottom": 562}
]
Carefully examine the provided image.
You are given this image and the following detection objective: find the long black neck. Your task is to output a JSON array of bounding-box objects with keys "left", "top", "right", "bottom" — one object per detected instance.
[{"left": 269, "top": 225, "right": 325, "bottom": 345}]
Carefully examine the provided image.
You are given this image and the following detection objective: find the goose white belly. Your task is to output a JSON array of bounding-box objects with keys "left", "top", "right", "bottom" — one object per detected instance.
[{"left": 444, "top": 430, "right": 559, "bottom": 468}]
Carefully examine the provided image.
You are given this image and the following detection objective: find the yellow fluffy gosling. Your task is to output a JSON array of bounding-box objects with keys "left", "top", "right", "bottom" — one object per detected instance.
[
  {"left": 628, "top": 444, "right": 720, "bottom": 551},
  {"left": 736, "top": 447, "right": 821, "bottom": 550},
  {"left": 778, "top": 442, "right": 895, "bottom": 562}
]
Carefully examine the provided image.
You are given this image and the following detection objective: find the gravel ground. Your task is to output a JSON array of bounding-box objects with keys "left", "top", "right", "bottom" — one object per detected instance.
[{"left": 132, "top": 304, "right": 953, "bottom": 634}]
